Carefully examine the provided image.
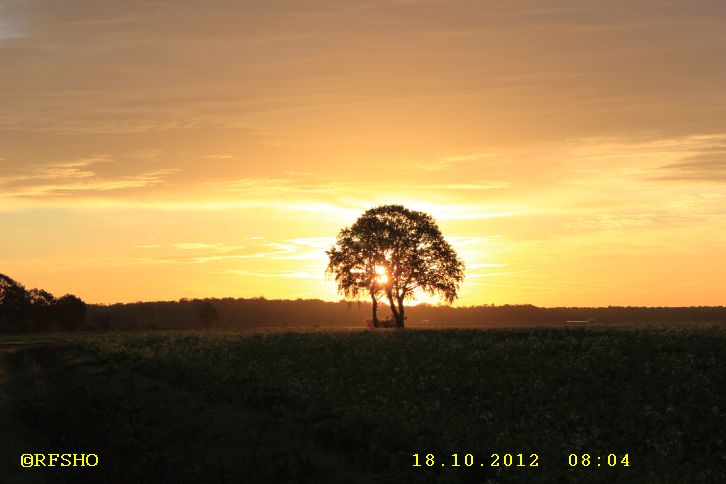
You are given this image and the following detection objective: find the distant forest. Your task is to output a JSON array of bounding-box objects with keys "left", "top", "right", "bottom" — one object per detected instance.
[
  {"left": 3, "top": 273, "right": 726, "bottom": 333},
  {"left": 84, "top": 298, "right": 726, "bottom": 331}
]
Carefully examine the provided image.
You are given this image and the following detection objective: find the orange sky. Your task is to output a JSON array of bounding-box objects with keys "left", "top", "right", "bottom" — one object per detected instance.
[{"left": 1, "top": 0, "right": 726, "bottom": 306}]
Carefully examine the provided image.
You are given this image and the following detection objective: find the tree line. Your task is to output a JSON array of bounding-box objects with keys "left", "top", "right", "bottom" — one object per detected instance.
[
  {"left": 0, "top": 273, "right": 87, "bottom": 333},
  {"left": 3, "top": 273, "right": 725, "bottom": 333},
  {"left": 86, "top": 298, "right": 726, "bottom": 331}
]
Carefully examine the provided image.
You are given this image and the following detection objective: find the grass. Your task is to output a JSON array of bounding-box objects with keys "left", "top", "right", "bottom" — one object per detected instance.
[{"left": 3, "top": 325, "right": 726, "bottom": 483}]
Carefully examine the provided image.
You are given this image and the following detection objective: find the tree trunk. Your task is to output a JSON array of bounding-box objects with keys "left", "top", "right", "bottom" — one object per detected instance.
[
  {"left": 395, "top": 295, "right": 405, "bottom": 328},
  {"left": 386, "top": 290, "right": 400, "bottom": 326},
  {"left": 370, "top": 291, "right": 379, "bottom": 328}
]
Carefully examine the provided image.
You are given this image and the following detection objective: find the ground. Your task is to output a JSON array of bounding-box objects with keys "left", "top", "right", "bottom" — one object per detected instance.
[{"left": 1, "top": 325, "right": 725, "bottom": 483}]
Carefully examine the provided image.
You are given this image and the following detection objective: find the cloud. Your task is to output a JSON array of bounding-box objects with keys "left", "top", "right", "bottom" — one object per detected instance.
[
  {"left": 421, "top": 153, "right": 502, "bottom": 171},
  {"left": 468, "top": 263, "right": 507, "bottom": 269},
  {"left": 214, "top": 177, "right": 518, "bottom": 220},
  {"left": 422, "top": 182, "right": 510, "bottom": 190},
  {"left": 0, "top": 155, "right": 177, "bottom": 199},
  {"left": 203, "top": 154, "right": 237, "bottom": 160},
  {"left": 556, "top": 134, "right": 726, "bottom": 186},
  {"left": 0, "top": 8, "right": 23, "bottom": 41},
  {"left": 656, "top": 140, "right": 726, "bottom": 181},
  {"left": 212, "top": 269, "right": 317, "bottom": 279},
  {"left": 567, "top": 213, "right": 664, "bottom": 229},
  {"left": 222, "top": 178, "right": 340, "bottom": 196},
  {"left": 133, "top": 240, "right": 309, "bottom": 265},
  {"left": 3, "top": 0, "right": 724, "bottom": 141},
  {"left": 0, "top": 155, "right": 111, "bottom": 181},
  {"left": 221, "top": 177, "right": 510, "bottom": 197},
  {"left": 171, "top": 243, "right": 226, "bottom": 251},
  {"left": 467, "top": 271, "right": 515, "bottom": 279}
]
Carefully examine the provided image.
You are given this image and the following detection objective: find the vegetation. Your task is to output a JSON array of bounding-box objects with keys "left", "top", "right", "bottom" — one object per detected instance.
[
  {"left": 79, "top": 298, "right": 726, "bottom": 332},
  {"left": 327, "top": 205, "right": 465, "bottom": 328},
  {"left": 194, "top": 300, "right": 219, "bottom": 328},
  {"left": 4, "top": 273, "right": 726, "bottom": 335},
  {"left": 0, "top": 273, "right": 86, "bottom": 333},
  {"left": 3, "top": 325, "right": 725, "bottom": 483}
]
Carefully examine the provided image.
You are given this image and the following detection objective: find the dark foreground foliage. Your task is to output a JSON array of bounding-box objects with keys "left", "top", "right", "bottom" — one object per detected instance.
[{"left": 2, "top": 326, "right": 726, "bottom": 483}]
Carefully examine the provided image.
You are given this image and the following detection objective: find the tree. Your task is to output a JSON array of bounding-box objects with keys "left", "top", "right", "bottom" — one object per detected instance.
[
  {"left": 195, "top": 300, "right": 219, "bottom": 328},
  {"left": 326, "top": 215, "right": 387, "bottom": 327},
  {"left": 28, "top": 288, "right": 55, "bottom": 331},
  {"left": 52, "top": 294, "right": 87, "bottom": 331},
  {"left": 326, "top": 205, "right": 465, "bottom": 328},
  {"left": 0, "top": 273, "right": 29, "bottom": 332}
]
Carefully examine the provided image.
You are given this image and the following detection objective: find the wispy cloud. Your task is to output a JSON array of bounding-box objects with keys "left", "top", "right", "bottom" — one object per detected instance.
[
  {"left": 655, "top": 136, "right": 726, "bottom": 182},
  {"left": 222, "top": 177, "right": 510, "bottom": 196},
  {"left": 133, "top": 240, "right": 307, "bottom": 265},
  {"left": 203, "top": 154, "right": 237, "bottom": 160},
  {"left": 211, "top": 269, "right": 317, "bottom": 279},
  {"left": 213, "top": 177, "right": 518, "bottom": 221},
  {"left": 171, "top": 243, "right": 226, "bottom": 251},
  {"left": 421, "top": 182, "right": 510, "bottom": 190},
  {"left": 422, "top": 153, "right": 502, "bottom": 171},
  {"left": 467, "top": 271, "right": 515, "bottom": 279},
  {"left": 0, "top": 155, "right": 177, "bottom": 198},
  {"left": 558, "top": 134, "right": 726, "bottom": 185}
]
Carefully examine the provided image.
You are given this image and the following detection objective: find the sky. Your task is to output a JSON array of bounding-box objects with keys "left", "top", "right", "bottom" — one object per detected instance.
[{"left": 1, "top": 0, "right": 725, "bottom": 306}]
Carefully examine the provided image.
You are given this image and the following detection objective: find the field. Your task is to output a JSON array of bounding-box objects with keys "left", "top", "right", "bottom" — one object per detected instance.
[{"left": 1, "top": 326, "right": 725, "bottom": 483}]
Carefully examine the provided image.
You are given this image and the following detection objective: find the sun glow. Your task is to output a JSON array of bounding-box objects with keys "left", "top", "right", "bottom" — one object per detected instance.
[{"left": 374, "top": 265, "right": 388, "bottom": 285}]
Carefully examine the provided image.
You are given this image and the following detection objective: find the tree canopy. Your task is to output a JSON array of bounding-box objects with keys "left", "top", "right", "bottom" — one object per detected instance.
[
  {"left": 326, "top": 205, "right": 465, "bottom": 328},
  {"left": 0, "top": 273, "right": 29, "bottom": 331},
  {"left": 0, "top": 273, "right": 87, "bottom": 333}
]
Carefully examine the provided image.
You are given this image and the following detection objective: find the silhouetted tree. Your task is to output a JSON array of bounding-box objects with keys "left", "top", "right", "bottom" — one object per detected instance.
[
  {"left": 326, "top": 215, "right": 387, "bottom": 327},
  {"left": 53, "top": 294, "right": 87, "bottom": 331},
  {"left": 0, "top": 273, "right": 29, "bottom": 332},
  {"left": 28, "top": 288, "right": 55, "bottom": 331},
  {"left": 327, "top": 205, "right": 465, "bottom": 328},
  {"left": 195, "top": 300, "right": 219, "bottom": 328}
]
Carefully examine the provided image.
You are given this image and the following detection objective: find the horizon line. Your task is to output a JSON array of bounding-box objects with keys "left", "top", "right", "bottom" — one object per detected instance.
[{"left": 87, "top": 296, "right": 726, "bottom": 310}]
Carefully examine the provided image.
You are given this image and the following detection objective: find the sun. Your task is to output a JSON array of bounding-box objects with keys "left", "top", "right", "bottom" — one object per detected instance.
[{"left": 374, "top": 265, "right": 388, "bottom": 285}]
